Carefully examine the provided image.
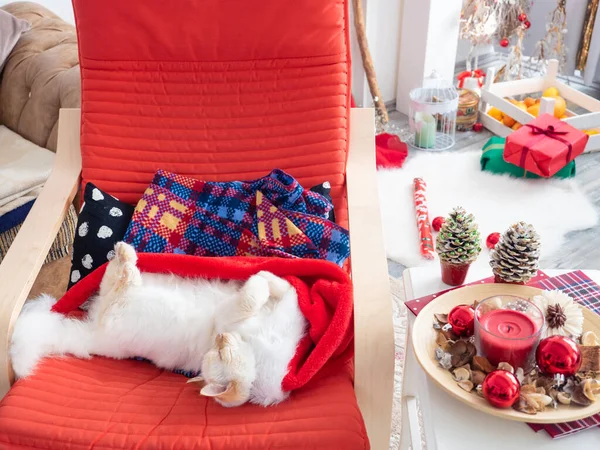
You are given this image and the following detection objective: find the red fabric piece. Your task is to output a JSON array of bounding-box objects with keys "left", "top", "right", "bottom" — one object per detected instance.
[
  {"left": 350, "top": 96, "right": 408, "bottom": 169},
  {"left": 504, "top": 114, "right": 588, "bottom": 177},
  {"left": 375, "top": 133, "right": 408, "bottom": 169},
  {"left": 73, "top": 0, "right": 352, "bottom": 228},
  {"left": 52, "top": 253, "right": 354, "bottom": 392}
]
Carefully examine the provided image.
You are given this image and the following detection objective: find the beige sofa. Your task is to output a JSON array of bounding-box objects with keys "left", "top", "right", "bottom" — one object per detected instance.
[{"left": 0, "top": 2, "right": 80, "bottom": 299}]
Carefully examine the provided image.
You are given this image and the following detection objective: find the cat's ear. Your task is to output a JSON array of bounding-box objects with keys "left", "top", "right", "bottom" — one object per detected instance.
[
  {"left": 200, "top": 381, "right": 244, "bottom": 403},
  {"left": 200, "top": 382, "right": 230, "bottom": 397},
  {"left": 186, "top": 376, "right": 206, "bottom": 388}
]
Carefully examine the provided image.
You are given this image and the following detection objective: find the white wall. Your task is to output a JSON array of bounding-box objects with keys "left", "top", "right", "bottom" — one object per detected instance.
[
  {"left": 0, "top": 0, "right": 74, "bottom": 23},
  {"left": 350, "top": 0, "right": 403, "bottom": 106}
]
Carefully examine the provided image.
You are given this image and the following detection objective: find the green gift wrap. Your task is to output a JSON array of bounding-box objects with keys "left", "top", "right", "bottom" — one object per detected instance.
[{"left": 481, "top": 137, "right": 576, "bottom": 179}]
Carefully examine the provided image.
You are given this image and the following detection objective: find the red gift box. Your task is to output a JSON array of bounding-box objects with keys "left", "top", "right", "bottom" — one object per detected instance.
[{"left": 504, "top": 114, "right": 589, "bottom": 177}]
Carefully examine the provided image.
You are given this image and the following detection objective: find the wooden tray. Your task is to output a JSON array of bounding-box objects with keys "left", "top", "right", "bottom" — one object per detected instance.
[{"left": 412, "top": 283, "right": 600, "bottom": 423}]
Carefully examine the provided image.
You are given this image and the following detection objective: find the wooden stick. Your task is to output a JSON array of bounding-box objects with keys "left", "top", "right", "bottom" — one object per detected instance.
[{"left": 352, "top": 0, "right": 389, "bottom": 124}]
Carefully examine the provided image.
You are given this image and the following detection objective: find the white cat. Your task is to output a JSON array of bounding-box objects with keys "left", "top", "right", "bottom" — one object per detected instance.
[{"left": 10, "top": 242, "right": 307, "bottom": 407}]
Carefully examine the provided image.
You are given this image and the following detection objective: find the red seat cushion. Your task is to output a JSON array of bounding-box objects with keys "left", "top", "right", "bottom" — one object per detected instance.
[
  {"left": 74, "top": 0, "right": 351, "bottom": 227},
  {"left": 0, "top": 357, "right": 368, "bottom": 449}
]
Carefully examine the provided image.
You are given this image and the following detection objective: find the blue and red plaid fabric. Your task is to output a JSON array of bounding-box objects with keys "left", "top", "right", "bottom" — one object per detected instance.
[
  {"left": 528, "top": 270, "right": 600, "bottom": 439},
  {"left": 123, "top": 169, "right": 350, "bottom": 266}
]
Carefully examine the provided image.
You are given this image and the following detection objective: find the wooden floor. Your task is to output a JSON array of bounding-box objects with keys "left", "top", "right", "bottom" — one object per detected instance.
[{"left": 385, "top": 68, "right": 600, "bottom": 276}]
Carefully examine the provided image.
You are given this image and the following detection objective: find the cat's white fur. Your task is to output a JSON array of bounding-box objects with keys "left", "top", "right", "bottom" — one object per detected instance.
[{"left": 10, "top": 242, "right": 307, "bottom": 407}]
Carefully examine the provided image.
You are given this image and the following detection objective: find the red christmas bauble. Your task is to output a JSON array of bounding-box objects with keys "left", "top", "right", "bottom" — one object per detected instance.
[
  {"left": 432, "top": 216, "right": 445, "bottom": 232},
  {"left": 518, "top": 13, "right": 528, "bottom": 22},
  {"left": 486, "top": 232, "right": 501, "bottom": 249},
  {"left": 482, "top": 370, "right": 521, "bottom": 408},
  {"left": 448, "top": 304, "right": 475, "bottom": 337},
  {"left": 524, "top": 20, "right": 531, "bottom": 29},
  {"left": 536, "top": 336, "right": 582, "bottom": 376},
  {"left": 473, "top": 122, "right": 484, "bottom": 132},
  {"left": 500, "top": 38, "right": 509, "bottom": 48}
]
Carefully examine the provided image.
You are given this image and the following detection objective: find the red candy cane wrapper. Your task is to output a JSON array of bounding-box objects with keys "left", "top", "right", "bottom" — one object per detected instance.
[{"left": 413, "top": 178, "right": 435, "bottom": 260}]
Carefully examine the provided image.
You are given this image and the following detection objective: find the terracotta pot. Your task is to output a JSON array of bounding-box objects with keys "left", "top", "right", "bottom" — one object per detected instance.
[
  {"left": 440, "top": 261, "right": 471, "bottom": 286},
  {"left": 493, "top": 274, "right": 526, "bottom": 285}
]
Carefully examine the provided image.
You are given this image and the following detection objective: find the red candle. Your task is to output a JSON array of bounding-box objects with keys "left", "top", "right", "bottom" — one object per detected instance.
[{"left": 477, "top": 309, "right": 541, "bottom": 369}]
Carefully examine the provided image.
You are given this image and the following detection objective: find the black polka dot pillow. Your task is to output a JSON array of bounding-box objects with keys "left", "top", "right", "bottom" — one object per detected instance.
[{"left": 68, "top": 183, "right": 135, "bottom": 289}]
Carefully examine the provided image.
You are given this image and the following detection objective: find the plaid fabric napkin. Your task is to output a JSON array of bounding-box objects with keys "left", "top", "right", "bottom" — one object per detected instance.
[
  {"left": 527, "top": 270, "right": 600, "bottom": 438},
  {"left": 405, "top": 271, "right": 548, "bottom": 316},
  {"left": 405, "top": 270, "right": 600, "bottom": 439},
  {"left": 124, "top": 169, "right": 350, "bottom": 266}
]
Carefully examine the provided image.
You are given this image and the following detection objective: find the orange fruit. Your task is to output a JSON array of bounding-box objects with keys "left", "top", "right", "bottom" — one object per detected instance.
[
  {"left": 488, "top": 107, "right": 504, "bottom": 121},
  {"left": 527, "top": 103, "right": 540, "bottom": 117},
  {"left": 512, "top": 123, "right": 522, "bottom": 130},
  {"left": 552, "top": 96, "right": 567, "bottom": 118},
  {"left": 503, "top": 115, "right": 516, "bottom": 127},
  {"left": 543, "top": 87, "right": 560, "bottom": 98},
  {"left": 524, "top": 97, "right": 536, "bottom": 107}
]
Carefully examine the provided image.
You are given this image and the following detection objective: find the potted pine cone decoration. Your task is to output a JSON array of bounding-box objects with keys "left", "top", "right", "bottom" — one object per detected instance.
[
  {"left": 490, "top": 222, "right": 540, "bottom": 284},
  {"left": 436, "top": 207, "right": 481, "bottom": 286}
]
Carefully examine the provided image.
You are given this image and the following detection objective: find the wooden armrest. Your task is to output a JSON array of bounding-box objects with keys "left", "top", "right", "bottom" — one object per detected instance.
[
  {"left": 347, "top": 108, "right": 394, "bottom": 449},
  {"left": 0, "top": 108, "right": 81, "bottom": 397}
]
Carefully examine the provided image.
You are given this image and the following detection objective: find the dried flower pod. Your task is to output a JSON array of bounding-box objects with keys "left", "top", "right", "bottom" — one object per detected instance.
[
  {"left": 515, "top": 367, "right": 525, "bottom": 384},
  {"left": 435, "top": 347, "right": 453, "bottom": 370},
  {"left": 513, "top": 396, "right": 537, "bottom": 415},
  {"left": 458, "top": 380, "right": 474, "bottom": 392},
  {"left": 472, "top": 355, "right": 495, "bottom": 373},
  {"left": 583, "top": 379, "right": 600, "bottom": 402},
  {"left": 497, "top": 362, "right": 514, "bottom": 374},
  {"left": 434, "top": 313, "right": 449, "bottom": 325},
  {"left": 453, "top": 367, "right": 471, "bottom": 382},
  {"left": 571, "top": 382, "right": 593, "bottom": 406},
  {"left": 448, "top": 340, "right": 476, "bottom": 368},
  {"left": 520, "top": 384, "right": 537, "bottom": 394},
  {"left": 472, "top": 370, "right": 486, "bottom": 386},
  {"left": 535, "top": 376, "right": 555, "bottom": 393},
  {"left": 436, "top": 331, "right": 449, "bottom": 350},
  {"left": 581, "top": 331, "right": 600, "bottom": 346},
  {"left": 557, "top": 392, "right": 571, "bottom": 405}
]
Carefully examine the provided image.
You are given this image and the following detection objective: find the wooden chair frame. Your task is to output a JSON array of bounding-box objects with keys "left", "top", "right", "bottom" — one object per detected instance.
[{"left": 0, "top": 107, "right": 395, "bottom": 449}]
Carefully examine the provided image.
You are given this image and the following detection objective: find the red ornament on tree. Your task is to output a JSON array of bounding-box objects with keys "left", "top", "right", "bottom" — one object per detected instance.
[
  {"left": 536, "top": 336, "right": 582, "bottom": 377},
  {"left": 500, "top": 38, "right": 509, "bottom": 48},
  {"left": 482, "top": 370, "right": 520, "bottom": 409},
  {"left": 473, "top": 122, "right": 484, "bottom": 132},
  {"left": 448, "top": 304, "right": 475, "bottom": 337},
  {"left": 518, "top": 13, "right": 528, "bottom": 22},
  {"left": 523, "top": 20, "right": 531, "bottom": 29},
  {"left": 486, "top": 232, "right": 501, "bottom": 249},
  {"left": 432, "top": 216, "right": 445, "bottom": 232}
]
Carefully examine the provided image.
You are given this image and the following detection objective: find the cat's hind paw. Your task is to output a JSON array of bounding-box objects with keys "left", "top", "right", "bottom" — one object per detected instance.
[{"left": 256, "top": 271, "right": 292, "bottom": 300}]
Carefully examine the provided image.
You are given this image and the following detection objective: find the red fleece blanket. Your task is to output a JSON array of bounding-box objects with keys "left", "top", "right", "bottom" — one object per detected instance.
[{"left": 51, "top": 254, "right": 354, "bottom": 391}]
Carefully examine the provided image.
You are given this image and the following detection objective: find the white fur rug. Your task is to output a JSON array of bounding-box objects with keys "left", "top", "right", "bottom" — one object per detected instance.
[{"left": 378, "top": 151, "right": 598, "bottom": 269}]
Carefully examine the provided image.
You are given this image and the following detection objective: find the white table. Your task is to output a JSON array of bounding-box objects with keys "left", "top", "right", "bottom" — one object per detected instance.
[{"left": 400, "top": 266, "right": 600, "bottom": 450}]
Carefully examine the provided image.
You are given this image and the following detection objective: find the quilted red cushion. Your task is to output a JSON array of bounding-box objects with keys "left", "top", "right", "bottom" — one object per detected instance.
[
  {"left": 0, "top": 357, "right": 368, "bottom": 449},
  {"left": 74, "top": 0, "right": 351, "bottom": 226}
]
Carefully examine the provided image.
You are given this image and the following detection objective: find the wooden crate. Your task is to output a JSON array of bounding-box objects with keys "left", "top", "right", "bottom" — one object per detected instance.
[{"left": 480, "top": 60, "right": 600, "bottom": 154}]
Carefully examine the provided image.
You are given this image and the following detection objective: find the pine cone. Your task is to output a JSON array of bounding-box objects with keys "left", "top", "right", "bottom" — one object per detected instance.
[
  {"left": 490, "top": 222, "right": 540, "bottom": 283},
  {"left": 436, "top": 207, "right": 481, "bottom": 265}
]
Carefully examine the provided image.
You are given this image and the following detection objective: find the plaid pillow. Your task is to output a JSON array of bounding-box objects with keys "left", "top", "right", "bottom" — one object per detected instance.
[{"left": 124, "top": 169, "right": 350, "bottom": 266}]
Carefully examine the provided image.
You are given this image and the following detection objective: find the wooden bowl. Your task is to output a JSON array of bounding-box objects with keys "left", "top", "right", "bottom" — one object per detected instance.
[{"left": 412, "top": 283, "right": 600, "bottom": 423}]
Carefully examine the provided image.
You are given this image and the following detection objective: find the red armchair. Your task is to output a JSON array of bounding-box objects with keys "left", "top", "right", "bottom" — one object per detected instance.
[{"left": 0, "top": 1, "right": 394, "bottom": 448}]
